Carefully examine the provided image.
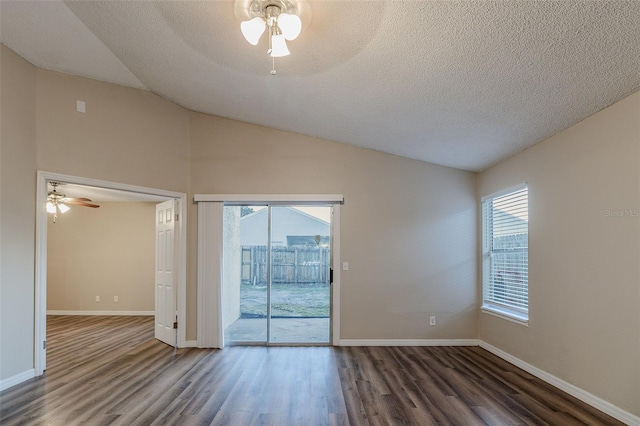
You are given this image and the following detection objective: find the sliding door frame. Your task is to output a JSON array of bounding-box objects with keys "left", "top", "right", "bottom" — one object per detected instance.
[{"left": 195, "top": 194, "right": 343, "bottom": 347}]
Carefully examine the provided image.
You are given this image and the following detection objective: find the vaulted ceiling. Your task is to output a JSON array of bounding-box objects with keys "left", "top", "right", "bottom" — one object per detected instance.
[{"left": 2, "top": 1, "right": 639, "bottom": 171}]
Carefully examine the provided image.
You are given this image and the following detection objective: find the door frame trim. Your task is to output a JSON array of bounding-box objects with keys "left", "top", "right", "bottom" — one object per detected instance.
[
  {"left": 35, "top": 171, "right": 188, "bottom": 375},
  {"left": 194, "top": 194, "right": 344, "bottom": 205},
  {"left": 331, "top": 204, "right": 341, "bottom": 345}
]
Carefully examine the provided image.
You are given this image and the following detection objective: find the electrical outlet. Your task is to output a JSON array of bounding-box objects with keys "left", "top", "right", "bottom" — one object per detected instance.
[
  {"left": 429, "top": 316, "right": 436, "bottom": 326},
  {"left": 95, "top": 296, "right": 100, "bottom": 303},
  {"left": 114, "top": 296, "right": 119, "bottom": 303}
]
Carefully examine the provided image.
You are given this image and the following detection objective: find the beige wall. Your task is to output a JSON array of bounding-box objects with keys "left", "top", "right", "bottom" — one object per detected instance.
[
  {"left": 1, "top": 54, "right": 190, "bottom": 381},
  {"left": 478, "top": 90, "right": 640, "bottom": 416},
  {"left": 35, "top": 69, "right": 190, "bottom": 193},
  {"left": 47, "top": 202, "right": 156, "bottom": 312},
  {"left": 0, "top": 45, "right": 37, "bottom": 381},
  {"left": 189, "top": 113, "right": 478, "bottom": 340}
]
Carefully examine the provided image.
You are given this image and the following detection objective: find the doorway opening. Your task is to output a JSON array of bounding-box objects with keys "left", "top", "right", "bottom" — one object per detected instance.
[
  {"left": 34, "top": 171, "right": 187, "bottom": 375},
  {"left": 223, "top": 205, "right": 332, "bottom": 345}
]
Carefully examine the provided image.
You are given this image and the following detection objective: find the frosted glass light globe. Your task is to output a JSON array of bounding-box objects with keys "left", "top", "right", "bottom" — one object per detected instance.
[
  {"left": 241, "top": 17, "right": 266, "bottom": 45},
  {"left": 278, "top": 13, "right": 301, "bottom": 41},
  {"left": 270, "top": 34, "right": 290, "bottom": 57}
]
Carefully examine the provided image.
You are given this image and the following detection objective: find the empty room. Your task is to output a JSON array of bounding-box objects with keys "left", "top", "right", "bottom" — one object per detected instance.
[{"left": 1, "top": 1, "right": 638, "bottom": 425}]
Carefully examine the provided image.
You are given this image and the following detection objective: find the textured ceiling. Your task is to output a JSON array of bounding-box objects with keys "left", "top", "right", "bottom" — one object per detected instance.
[{"left": 2, "top": 1, "right": 639, "bottom": 171}]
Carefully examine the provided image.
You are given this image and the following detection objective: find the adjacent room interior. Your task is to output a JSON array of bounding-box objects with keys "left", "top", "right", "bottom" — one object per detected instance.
[
  {"left": 1, "top": 1, "right": 638, "bottom": 425},
  {"left": 47, "top": 184, "right": 160, "bottom": 317}
]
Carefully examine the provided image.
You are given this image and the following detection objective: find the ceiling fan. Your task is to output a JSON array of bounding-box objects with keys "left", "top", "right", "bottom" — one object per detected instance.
[{"left": 47, "top": 182, "right": 100, "bottom": 222}]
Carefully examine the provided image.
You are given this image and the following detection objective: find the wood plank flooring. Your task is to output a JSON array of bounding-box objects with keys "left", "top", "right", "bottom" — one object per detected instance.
[{"left": 0, "top": 316, "right": 624, "bottom": 425}]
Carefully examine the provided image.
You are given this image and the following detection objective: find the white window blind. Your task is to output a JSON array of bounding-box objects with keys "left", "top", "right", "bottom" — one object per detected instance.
[{"left": 482, "top": 186, "right": 528, "bottom": 321}]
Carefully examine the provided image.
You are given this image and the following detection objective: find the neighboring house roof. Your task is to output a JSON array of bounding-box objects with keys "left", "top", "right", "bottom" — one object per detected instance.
[{"left": 240, "top": 207, "right": 329, "bottom": 246}]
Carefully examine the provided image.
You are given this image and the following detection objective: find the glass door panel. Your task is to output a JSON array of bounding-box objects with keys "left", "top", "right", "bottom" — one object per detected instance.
[
  {"left": 223, "top": 205, "right": 268, "bottom": 344},
  {"left": 223, "top": 204, "right": 331, "bottom": 345},
  {"left": 269, "top": 206, "right": 331, "bottom": 344}
]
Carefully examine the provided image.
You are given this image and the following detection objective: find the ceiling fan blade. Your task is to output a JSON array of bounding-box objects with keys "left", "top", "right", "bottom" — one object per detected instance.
[
  {"left": 65, "top": 200, "right": 100, "bottom": 208},
  {"left": 61, "top": 197, "right": 93, "bottom": 202}
]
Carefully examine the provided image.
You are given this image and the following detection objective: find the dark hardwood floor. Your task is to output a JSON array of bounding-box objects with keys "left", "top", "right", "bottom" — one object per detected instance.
[{"left": 0, "top": 316, "right": 623, "bottom": 425}]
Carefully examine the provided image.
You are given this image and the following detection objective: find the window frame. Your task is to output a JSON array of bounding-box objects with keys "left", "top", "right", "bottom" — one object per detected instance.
[{"left": 481, "top": 183, "right": 529, "bottom": 325}]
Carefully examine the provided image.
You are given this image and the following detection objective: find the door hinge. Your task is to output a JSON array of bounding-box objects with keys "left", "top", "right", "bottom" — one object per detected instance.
[
  {"left": 43, "top": 340, "right": 46, "bottom": 350},
  {"left": 330, "top": 268, "right": 334, "bottom": 284},
  {"left": 173, "top": 322, "right": 178, "bottom": 329},
  {"left": 175, "top": 214, "right": 179, "bottom": 222}
]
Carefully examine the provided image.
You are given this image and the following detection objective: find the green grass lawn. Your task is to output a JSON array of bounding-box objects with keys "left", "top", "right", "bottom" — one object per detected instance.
[{"left": 240, "top": 282, "right": 330, "bottom": 318}]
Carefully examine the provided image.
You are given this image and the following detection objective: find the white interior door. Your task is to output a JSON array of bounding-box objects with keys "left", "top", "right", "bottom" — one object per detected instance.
[{"left": 155, "top": 200, "right": 176, "bottom": 346}]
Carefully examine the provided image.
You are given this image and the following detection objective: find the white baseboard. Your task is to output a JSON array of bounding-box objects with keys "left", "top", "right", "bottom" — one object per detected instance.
[
  {"left": 0, "top": 369, "right": 35, "bottom": 392},
  {"left": 183, "top": 340, "right": 197, "bottom": 348},
  {"left": 479, "top": 341, "right": 640, "bottom": 426},
  {"left": 339, "top": 339, "right": 479, "bottom": 347},
  {"left": 47, "top": 310, "right": 154, "bottom": 316}
]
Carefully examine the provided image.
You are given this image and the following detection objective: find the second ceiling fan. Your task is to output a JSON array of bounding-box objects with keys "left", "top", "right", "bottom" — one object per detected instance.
[{"left": 47, "top": 182, "right": 100, "bottom": 222}]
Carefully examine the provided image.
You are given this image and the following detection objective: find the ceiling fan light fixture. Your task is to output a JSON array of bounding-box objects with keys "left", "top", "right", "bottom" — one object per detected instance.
[
  {"left": 239, "top": 0, "right": 304, "bottom": 74},
  {"left": 46, "top": 182, "right": 100, "bottom": 222}
]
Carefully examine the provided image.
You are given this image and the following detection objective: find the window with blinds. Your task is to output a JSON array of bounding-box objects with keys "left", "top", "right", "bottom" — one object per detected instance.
[{"left": 482, "top": 185, "right": 528, "bottom": 322}]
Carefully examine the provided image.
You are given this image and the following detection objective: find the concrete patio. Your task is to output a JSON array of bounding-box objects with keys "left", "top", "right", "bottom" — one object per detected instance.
[{"left": 224, "top": 317, "right": 330, "bottom": 344}]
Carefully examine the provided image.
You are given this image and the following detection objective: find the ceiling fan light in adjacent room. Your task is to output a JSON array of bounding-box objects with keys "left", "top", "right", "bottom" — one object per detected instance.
[
  {"left": 270, "top": 34, "right": 290, "bottom": 57},
  {"left": 278, "top": 13, "right": 301, "bottom": 40},
  {"left": 241, "top": 17, "right": 266, "bottom": 45},
  {"left": 58, "top": 203, "right": 70, "bottom": 213},
  {"left": 46, "top": 202, "right": 56, "bottom": 214}
]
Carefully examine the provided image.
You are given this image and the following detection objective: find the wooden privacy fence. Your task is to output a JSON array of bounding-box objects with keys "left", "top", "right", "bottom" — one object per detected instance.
[{"left": 241, "top": 245, "right": 330, "bottom": 285}]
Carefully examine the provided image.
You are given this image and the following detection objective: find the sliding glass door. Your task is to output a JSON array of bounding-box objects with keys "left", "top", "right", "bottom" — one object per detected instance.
[
  {"left": 269, "top": 206, "right": 331, "bottom": 343},
  {"left": 223, "top": 205, "right": 332, "bottom": 345}
]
